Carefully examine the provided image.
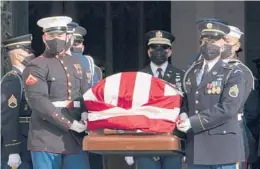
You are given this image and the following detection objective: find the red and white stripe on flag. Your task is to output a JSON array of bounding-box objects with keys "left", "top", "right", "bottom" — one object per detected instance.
[{"left": 83, "top": 72, "right": 182, "bottom": 133}]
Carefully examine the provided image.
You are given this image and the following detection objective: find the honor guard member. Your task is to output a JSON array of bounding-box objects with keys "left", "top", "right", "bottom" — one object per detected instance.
[
  {"left": 65, "top": 21, "right": 78, "bottom": 52},
  {"left": 178, "top": 20, "right": 246, "bottom": 169},
  {"left": 134, "top": 30, "right": 184, "bottom": 169},
  {"left": 188, "top": 18, "right": 229, "bottom": 67},
  {"left": 1, "top": 34, "right": 35, "bottom": 169},
  {"left": 221, "top": 25, "right": 254, "bottom": 104},
  {"left": 221, "top": 25, "right": 255, "bottom": 165},
  {"left": 22, "top": 16, "right": 91, "bottom": 169},
  {"left": 72, "top": 24, "right": 104, "bottom": 169},
  {"left": 71, "top": 25, "right": 103, "bottom": 85}
]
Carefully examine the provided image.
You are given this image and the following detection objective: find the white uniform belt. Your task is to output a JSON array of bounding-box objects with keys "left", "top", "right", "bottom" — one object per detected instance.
[
  {"left": 238, "top": 113, "right": 243, "bottom": 121},
  {"left": 52, "top": 101, "right": 81, "bottom": 108}
]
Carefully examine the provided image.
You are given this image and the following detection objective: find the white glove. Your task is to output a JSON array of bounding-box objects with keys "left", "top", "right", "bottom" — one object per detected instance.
[
  {"left": 69, "top": 120, "right": 87, "bottom": 133},
  {"left": 7, "top": 153, "right": 21, "bottom": 168},
  {"left": 180, "top": 113, "right": 188, "bottom": 121},
  {"left": 80, "top": 112, "right": 88, "bottom": 126},
  {"left": 177, "top": 118, "right": 191, "bottom": 133},
  {"left": 124, "top": 156, "right": 134, "bottom": 166}
]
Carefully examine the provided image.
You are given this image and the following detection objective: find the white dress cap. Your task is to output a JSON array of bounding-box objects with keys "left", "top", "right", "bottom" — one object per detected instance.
[
  {"left": 226, "top": 25, "right": 244, "bottom": 39},
  {"left": 37, "top": 16, "right": 72, "bottom": 31}
]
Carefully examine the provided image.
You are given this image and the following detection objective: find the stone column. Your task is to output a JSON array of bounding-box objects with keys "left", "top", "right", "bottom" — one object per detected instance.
[{"left": 1, "top": 1, "right": 13, "bottom": 76}]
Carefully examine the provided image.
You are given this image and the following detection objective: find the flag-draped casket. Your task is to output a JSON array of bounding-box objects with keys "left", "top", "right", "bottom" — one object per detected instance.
[{"left": 83, "top": 72, "right": 183, "bottom": 133}]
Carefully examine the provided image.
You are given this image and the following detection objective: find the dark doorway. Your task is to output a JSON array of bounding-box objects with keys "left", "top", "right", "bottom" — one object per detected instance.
[{"left": 29, "top": 1, "right": 171, "bottom": 76}]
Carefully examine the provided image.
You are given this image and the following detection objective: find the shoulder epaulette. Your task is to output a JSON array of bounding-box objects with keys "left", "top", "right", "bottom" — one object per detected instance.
[
  {"left": 1, "top": 70, "right": 20, "bottom": 84},
  {"left": 222, "top": 62, "right": 235, "bottom": 69},
  {"left": 3, "top": 70, "right": 19, "bottom": 78}
]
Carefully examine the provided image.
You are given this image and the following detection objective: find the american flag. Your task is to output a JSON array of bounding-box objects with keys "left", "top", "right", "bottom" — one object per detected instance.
[{"left": 83, "top": 72, "right": 182, "bottom": 133}]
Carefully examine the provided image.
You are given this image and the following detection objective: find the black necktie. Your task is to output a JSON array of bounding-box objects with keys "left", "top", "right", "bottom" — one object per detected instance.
[
  {"left": 201, "top": 64, "right": 209, "bottom": 81},
  {"left": 157, "top": 68, "right": 163, "bottom": 79}
]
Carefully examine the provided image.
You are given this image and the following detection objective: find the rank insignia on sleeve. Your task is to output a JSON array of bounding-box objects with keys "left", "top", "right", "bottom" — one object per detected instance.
[
  {"left": 229, "top": 84, "right": 239, "bottom": 98},
  {"left": 8, "top": 95, "right": 17, "bottom": 108},
  {"left": 25, "top": 74, "right": 38, "bottom": 85}
]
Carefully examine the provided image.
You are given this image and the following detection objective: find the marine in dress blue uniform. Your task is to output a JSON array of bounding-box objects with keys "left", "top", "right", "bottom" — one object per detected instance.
[
  {"left": 135, "top": 30, "right": 184, "bottom": 169},
  {"left": 1, "top": 34, "right": 35, "bottom": 169},
  {"left": 22, "top": 16, "right": 90, "bottom": 169},
  {"left": 179, "top": 20, "right": 246, "bottom": 169}
]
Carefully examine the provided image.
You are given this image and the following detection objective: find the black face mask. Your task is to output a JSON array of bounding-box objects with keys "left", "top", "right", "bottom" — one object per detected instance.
[
  {"left": 221, "top": 44, "right": 234, "bottom": 59},
  {"left": 200, "top": 43, "right": 221, "bottom": 61},
  {"left": 150, "top": 48, "right": 168, "bottom": 65},
  {"left": 71, "top": 47, "right": 83, "bottom": 54},
  {"left": 21, "top": 54, "right": 35, "bottom": 66},
  {"left": 45, "top": 38, "right": 66, "bottom": 55}
]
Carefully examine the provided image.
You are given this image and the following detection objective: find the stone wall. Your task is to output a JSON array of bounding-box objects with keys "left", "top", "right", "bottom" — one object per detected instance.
[{"left": 1, "top": 0, "right": 12, "bottom": 77}]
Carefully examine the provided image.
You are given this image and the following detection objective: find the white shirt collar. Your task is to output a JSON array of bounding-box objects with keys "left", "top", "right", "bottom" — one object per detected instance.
[
  {"left": 13, "top": 65, "right": 24, "bottom": 73},
  {"left": 202, "top": 58, "right": 219, "bottom": 72},
  {"left": 150, "top": 62, "right": 168, "bottom": 76}
]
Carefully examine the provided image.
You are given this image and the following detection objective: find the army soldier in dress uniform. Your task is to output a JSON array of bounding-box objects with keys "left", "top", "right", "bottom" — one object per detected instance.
[
  {"left": 178, "top": 20, "right": 246, "bottom": 169},
  {"left": 133, "top": 30, "right": 184, "bottom": 169},
  {"left": 188, "top": 18, "right": 229, "bottom": 67},
  {"left": 22, "top": 16, "right": 90, "bottom": 169},
  {"left": 1, "top": 34, "right": 35, "bottom": 169}
]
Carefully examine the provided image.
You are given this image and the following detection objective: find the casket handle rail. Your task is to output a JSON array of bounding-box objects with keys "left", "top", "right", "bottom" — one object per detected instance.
[{"left": 82, "top": 129, "right": 186, "bottom": 156}]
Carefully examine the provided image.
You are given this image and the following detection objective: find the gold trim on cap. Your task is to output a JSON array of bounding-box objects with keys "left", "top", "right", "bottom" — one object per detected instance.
[
  {"left": 148, "top": 38, "right": 171, "bottom": 46},
  {"left": 4, "top": 41, "right": 31, "bottom": 47},
  {"left": 73, "top": 33, "right": 83, "bottom": 37},
  {"left": 202, "top": 29, "right": 225, "bottom": 34}
]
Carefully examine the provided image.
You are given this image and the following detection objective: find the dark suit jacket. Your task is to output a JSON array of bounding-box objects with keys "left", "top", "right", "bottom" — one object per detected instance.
[{"left": 140, "top": 63, "right": 186, "bottom": 139}]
